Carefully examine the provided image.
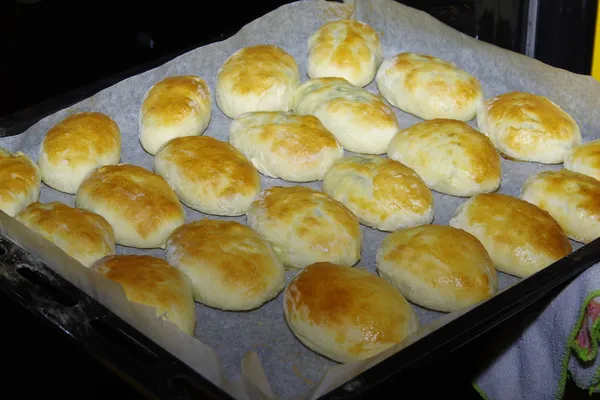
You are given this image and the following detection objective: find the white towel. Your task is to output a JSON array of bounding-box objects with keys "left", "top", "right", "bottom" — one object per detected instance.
[{"left": 474, "top": 265, "right": 600, "bottom": 399}]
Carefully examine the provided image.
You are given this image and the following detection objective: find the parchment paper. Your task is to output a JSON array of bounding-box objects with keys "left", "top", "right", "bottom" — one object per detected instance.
[{"left": 1, "top": 0, "right": 600, "bottom": 399}]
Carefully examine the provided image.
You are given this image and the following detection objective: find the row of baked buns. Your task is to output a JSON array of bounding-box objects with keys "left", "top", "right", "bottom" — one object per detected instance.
[
  {"left": 0, "top": 179, "right": 576, "bottom": 364},
  {"left": 5, "top": 198, "right": 286, "bottom": 336},
  {"left": 131, "top": 20, "right": 582, "bottom": 163},
  {"left": 244, "top": 184, "right": 576, "bottom": 280},
  {"left": 208, "top": 20, "right": 583, "bottom": 165},
  {"left": 12, "top": 87, "right": 598, "bottom": 229},
  {"left": 0, "top": 123, "right": 595, "bottom": 364},
  {"left": 1, "top": 18, "right": 599, "bottom": 366}
]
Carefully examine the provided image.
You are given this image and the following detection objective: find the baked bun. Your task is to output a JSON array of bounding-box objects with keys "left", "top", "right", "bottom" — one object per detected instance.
[
  {"left": 521, "top": 169, "right": 600, "bottom": 243},
  {"left": 375, "top": 53, "right": 483, "bottom": 121},
  {"left": 166, "top": 219, "right": 285, "bottom": 310},
  {"left": 76, "top": 164, "right": 185, "bottom": 249},
  {"left": 322, "top": 155, "right": 434, "bottom": 231},
  {"left": 16, "top": 202, "right": 115, "bottom": 267},
  {"left": 92, "top": 255, "right": 196, "bottom": 335},
  {"left": 38, "top": 112, "right": 121, "bottom": 194},
  {"left": 292, "top": 77, "right": 399, "bottom": 154},
  {"left": 376, "top": 225, "right": 497, "bottom": 312},
  {"left": 246, "top": 186, "right": 361, "bottom": 269},
  {"left": 154, "top": 136, "right": 261, "bottom": 216},
  {"left": 477, "top": 92, "right": 581, "bottom": 163},
  {"left": 229, "top": 112, "right": 343, "bottom": 182},
  {"left": 564, "top": 140, "right": 600, "bottom": 181},
  {"left": 387, "top": 119, "right": 501, "bottom": 197},
  {"left": 0, "top": 148, "right": 41, "bottom": 217},
  {"left": 283, "top": 262, "right": 419, "bottom": 363},
  {"left": 216, "top": 45, "right": 300, "bottom": 118},
  {"left": 307, "top": 20, "right": 382, "bottom": 87},
  {"left": 449, "top": 193, "right": 572, "bottom": 277},
  {"left": 139, "top": 76, "right": 211, "bottom": 155}
]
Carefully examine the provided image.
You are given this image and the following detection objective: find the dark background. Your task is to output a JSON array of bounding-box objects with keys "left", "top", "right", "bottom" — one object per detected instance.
[{"left": 1, "top": 0, "right": 599, "bottom": 399}]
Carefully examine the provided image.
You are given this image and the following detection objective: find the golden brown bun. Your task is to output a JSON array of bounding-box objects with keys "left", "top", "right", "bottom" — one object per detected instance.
[
  {"left": 246, "top": 186, "right": 362, "bottom": 269},
  {"left": 16, "top": 202, "right": 115, "bottom": 267},
  {"left": 322, "top": 155, "right": 434, "bottom": 231},
  {"left": 216, "top": 45, "right": 301, "bottom": 118},
  {"left": 75, "top": 164, "right": 185, "bottom": 249},
  {"left": 376, "top": 225, "right": 497, "bottom": 312},
  {"left": 521, "top": 169, "right": 600, "bottom": 243},
  {"left": 477, "top": 92, "right": 581, "bottom": 163},
  {"left": 283, "top": 262, "right": 419, "bottom": 363},
  {"left": 139, "top": 75, "right": 212, "bottom": 155},
  {"left": 228, "top": 112, "right": 343, "bottom": 182},
  {"left": 307, "top": 20, "right": 382, "bottom": 87},
  {"left": 376, "top": 53, "right": 483, "bottom": 121},
  {"left": 387, "top": 119, "right": 501, "bottom": 196},
  {"left": 38, "top": 112, "right": 121, "bottom": 194},
  {"left": 564, "top": 139, "right": 600, "bottom": 181},
  {"left": 292, "top": 77, "right": 400, "bottom": 154},
  {"left": 166, "top": 219, "right": 285, "bottom": 310},
  {"left": 92, "top": 255, "right": 196, "bottom": 335},
  {"left": 0, "top": 148, "right": 41, "bottom": 217},
  {"left": 154, "top": 136, "right": 260, "bottom": 216},
  {"left": 449, "top": 193, "right": 572, "bottom": 277}
]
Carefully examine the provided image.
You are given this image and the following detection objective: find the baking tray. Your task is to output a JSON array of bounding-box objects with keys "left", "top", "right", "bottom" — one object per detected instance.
[
  {"left": 3, "top": 2, "right": 600, "bottom": 399},
  {"left": 3, "top": 220, "right": 600, "bottom": 399}
]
